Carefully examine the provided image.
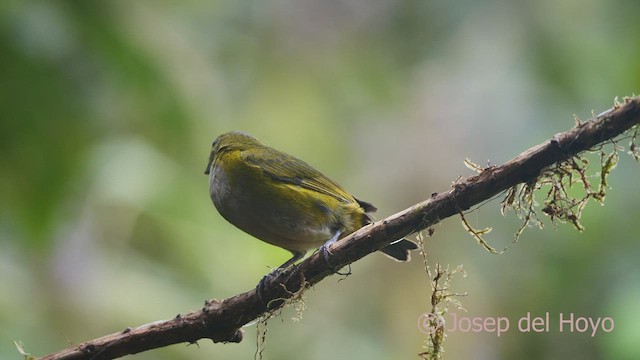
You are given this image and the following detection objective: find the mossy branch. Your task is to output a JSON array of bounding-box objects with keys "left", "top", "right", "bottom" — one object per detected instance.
[{"left": 34, "top": 97, "right": 640, "bottom": 360}]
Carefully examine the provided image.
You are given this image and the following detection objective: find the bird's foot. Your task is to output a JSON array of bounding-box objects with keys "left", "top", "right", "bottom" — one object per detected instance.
[
  {"left": 256, "top": 264, "right": 303, "bottom": 309},
  {"left": 319, "top": 244, "right": 351, "bottom": 276},
  {"left": 256, "top": 268, "right": 282, "bottom": 307}
]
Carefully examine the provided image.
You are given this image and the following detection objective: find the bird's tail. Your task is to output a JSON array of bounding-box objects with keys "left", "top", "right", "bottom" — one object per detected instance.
[{"left": 380, "top": 238, "right": 419, "bottom": 262}]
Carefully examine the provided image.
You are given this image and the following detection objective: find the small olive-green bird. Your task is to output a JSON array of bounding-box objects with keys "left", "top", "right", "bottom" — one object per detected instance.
[{"left": 205, "top": 131, "right": 417, "bottom": 269}]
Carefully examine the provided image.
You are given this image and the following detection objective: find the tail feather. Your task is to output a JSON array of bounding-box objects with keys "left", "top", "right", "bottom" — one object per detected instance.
[
  {"left": 355, "top": 197, "right": 377, "bottom": 213},
  {"left": 380, "top": 238, "right": 419, "bottom": 262}
]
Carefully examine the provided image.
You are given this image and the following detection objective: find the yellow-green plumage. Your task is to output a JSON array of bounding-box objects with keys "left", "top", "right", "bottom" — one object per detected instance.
[{"left": 205, "top": 131, "right": 416, "bottom": 268}]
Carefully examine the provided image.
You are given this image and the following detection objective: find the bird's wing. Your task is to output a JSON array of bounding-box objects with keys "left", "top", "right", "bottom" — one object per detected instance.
[{"left": 241, "top": 147, "right": 358, "bottom": 205}]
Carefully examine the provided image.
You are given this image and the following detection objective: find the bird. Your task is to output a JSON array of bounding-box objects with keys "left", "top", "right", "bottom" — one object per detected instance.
[{"left": 205, "top": 131, "right": 417, "bottom": 270}]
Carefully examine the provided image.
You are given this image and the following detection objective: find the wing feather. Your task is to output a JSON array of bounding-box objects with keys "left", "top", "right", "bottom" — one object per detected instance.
[{"left": 242, "top": 147, "right": 359, "bottom": 206}]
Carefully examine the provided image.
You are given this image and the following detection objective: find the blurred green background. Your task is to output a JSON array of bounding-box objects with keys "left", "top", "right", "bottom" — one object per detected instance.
[{"left": 1, "top": 1, "right": 639, "bottom": 359}]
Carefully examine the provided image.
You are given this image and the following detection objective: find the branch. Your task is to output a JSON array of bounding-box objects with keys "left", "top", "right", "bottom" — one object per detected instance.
[{"left": 36, "top": 97, "right": 640, "bottom": 360}]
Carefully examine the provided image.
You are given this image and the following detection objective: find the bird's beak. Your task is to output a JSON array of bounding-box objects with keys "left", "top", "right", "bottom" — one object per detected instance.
[{"left": 204, "top": 162, "right": 212, "bottom": 175}]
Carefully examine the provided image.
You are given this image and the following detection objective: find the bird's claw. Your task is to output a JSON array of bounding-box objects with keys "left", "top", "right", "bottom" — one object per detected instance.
[
  {"left": 319, "top": 244, "right": 350, "bottom": 276},
  {"left": 256, "top": 269, "right": 282, "bottom": 307}
]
